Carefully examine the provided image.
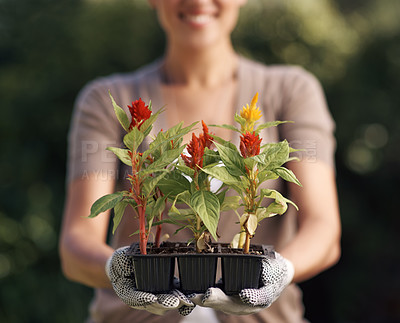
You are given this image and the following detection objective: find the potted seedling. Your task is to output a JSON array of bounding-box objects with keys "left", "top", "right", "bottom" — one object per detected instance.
[
  {"left": 88, "top": 92, "right": 301, "bottom": 295},
  {"left": 203, "top": 93, "right": 302, "bottom": 294},
  {"left": 156, "top": 121, "right": 240, "bottom": 293},
  {"left": 89, "top": 93, "right": 195, "bottom": 292}
]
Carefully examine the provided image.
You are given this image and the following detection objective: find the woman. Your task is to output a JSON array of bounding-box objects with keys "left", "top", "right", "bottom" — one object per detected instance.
[{"left": 59, "top": 1, "right": 341, "bottom": 322}]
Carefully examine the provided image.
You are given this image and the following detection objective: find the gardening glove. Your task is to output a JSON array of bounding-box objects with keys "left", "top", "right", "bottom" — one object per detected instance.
[
  {"left": 190, "top": 252, "right": 294, "bottom": 315},
  {"left": 106, "top": 246, "right": 195, "bottom": 316}
]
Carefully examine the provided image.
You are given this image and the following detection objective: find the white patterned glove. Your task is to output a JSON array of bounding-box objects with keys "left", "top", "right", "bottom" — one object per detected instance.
[
  {"left": 106, "top": 246, "right": 195, "bottom": 316},
  {"left": 190, "top": 252, "right": 294, "bottom": 315}
]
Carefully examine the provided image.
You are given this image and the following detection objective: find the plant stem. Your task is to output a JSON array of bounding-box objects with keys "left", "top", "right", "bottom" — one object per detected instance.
[
  {"left": 243, "top": 166, "right": 257, "bottom": 254},
  {"left": 195, "top": 214, "right": 201, "bottom": 252},
  {"left": 238, "top": 230, "right": 246, "bottom": 249},
  {"left": 138, "top": 203, "right": 148, "bottom": 255},
  {"left": 154, "top": 189, "right": 165, "bottom": 248},
  {"left": 155, "top": 224, "right": 161, "bottom": 248},
  {"left": 154, "top": 210, "right": 164, "bottom": 248},
  {"left": 196, "top": 214, "right": 201, "bottom": 232},
  {"left": 130, "top": 151, "right": 149, "bottom": 255},
  {"left": 244, "top": 233, "right": 250, "bottom": 254}
]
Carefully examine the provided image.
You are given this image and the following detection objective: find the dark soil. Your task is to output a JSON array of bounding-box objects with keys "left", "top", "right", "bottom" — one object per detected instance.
[{"left": 128, "top": 241, "right": 274, "bottom": 257}]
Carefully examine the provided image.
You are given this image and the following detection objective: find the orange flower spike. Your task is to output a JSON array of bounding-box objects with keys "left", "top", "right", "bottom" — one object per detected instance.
[
  {"left": 180, "top": 152, "right": 191, "bottom": 169},
  {"left": 199, "top": 120, "right": 213, "bottom": 149},
  {"left": 240, "top": 93, "right": 262, "bottom": 132},
  {"left": 181, "top": 121, "right": 212, "bottom": 170},
  {"left": 240, "top": 131, "right": 262, "bottom": 158},
  {"left": 181, "top": 133, "right": 205, "bottom": 169},
  {"left": 128, "top": 98, "right": 152, "bottom": 130}
]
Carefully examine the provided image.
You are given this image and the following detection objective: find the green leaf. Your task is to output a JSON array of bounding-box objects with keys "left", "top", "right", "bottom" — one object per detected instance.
[
  {"left": 106, "top": 147, "right": 131, "bottom": 166},
  {"left": 165, "top": 121, "right": 184, "bottom": 136},
  {"left": 257, "top": 170, "right": 279, "bottom": 182},
  {"left": 89, "top": 192, "right": 124, "bottom": 218},
  {"left": 211, "top": 134, "right": 237, "bottom": 150},
  {"left": 255, "top": 206, "right": 279, "bottom": 222},
  {"left": 245, "top": 213, "right": 258, "bottom": 236},
  {"left": 266, "top": 201, "right": 287, "bottom": 215},
  {"left": 170, "top": 190, "right": 192, "bottom": 213},
  {"left": 209, "top": 124, "right": 240, "bottom": 133},
  {"left": 234, "top": 113, "right": 246, "bottom": 128},
  {"left": 252, "top": 140, "right": 290, "bottom": 171},
  {"left": 260, "top": 188, "right": 284, "bottom": 202},
  {"left": 140, "top": 107, "right": 165, "bottom": 137},
  {"left": 289, "top": 146, "right": 304, "bottom": 153},
  {"left": 123, "top": 127, "right": 145, "bottom": 151},
  {"left": 273, "top": 167, "right": 302, "bottom": 186},
  {"left": 112, "top": 200, "right": 129, "bottom": 234},
  {"left": 146, "top": 146, "right": 185, "bottom": 172},
  {"left": 176, "top": 190, "right": 192, "bottom": 205},
  {"left": 244, "top": 156, "right": 256, "bottom": 170},
  {"left": 286, "top": 156, "right": 301, "bottom": 163},
  {"left": 201, "top": 166, "right": 243, "bottom": 191},
  {"left": 168, "top": 208, "right": 195, "bottom": 218},
  {"left": 139, "top": 167, "right": 169, "bottom": 178},
  {"left": 255, "top": 120, "right": 293, "bottom": 134},
  {"left": 142, "top": 133, "right": 169, "bottom": 161},
  {"left": 168, "top": 121, "right": 198, "bottom": 138},
  {"left": 142, "top": 127, "right": 193, "bottom": 162},
  {"left": 190, "top": 191, "right": 220, "bottom": 241},
  {"left": 151, "top": 218, "right": 181, "bottom": 227},
  {"left": 216, "top": 189, "right": 227, "bottom": 206},
  {"left": 175, "top": 162, "right": 195, "bottom": 177},
  {"left": 125, "top": 198, "right": 138, "bottom": 209},
  {"left": 146, "top": 214, "right": 155, "bottom": 236},
  {"left": 148, "top": 131, "right": 166, "bottom": 160},
  {"left": 203, "top": 148, "right": 220, "bottom": 167},
  {"left": 109, "top": 92, "right": 130, "bottom": 132},
  {"left": 150, "top": 196, "right": 167, "bottom": 220},
  {"left": 220, "top": 195, "right": 241, "bottom": 212},
  {"left": 142, "top": 171, "right": 169, "bottom": 197},
  {"left": 157, "top": 172, "right": 191, "bottom": 197},
  {"left": 214, "top": 142, "right": 246, "bottom": 176},
  {"left": 260, "top": 188, "right": 299, "bottom": 211}
]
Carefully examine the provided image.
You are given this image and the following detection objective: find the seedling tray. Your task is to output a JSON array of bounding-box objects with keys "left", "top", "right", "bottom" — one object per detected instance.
[{"left": 127, "top": 242, "right": 274, "bottom": 294}]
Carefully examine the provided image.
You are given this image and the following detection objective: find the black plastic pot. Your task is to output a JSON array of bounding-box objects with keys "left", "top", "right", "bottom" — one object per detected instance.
[
  {"left": 127, "top": 242, "right": 274, "bottom": 295},
  {"left": 128, "top": 243, "right": 175, "bottom": 293},
  {"left": 220, "top": 244, "right": 275, "bottom": 295},
  {"left": 177, "top": 254, "right": 218, "bottom": 294}
]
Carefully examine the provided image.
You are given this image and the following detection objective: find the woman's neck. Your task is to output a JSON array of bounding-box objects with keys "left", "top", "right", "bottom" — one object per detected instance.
[{"left": 162, "top": 43, "right": 239, "bottom": 89}]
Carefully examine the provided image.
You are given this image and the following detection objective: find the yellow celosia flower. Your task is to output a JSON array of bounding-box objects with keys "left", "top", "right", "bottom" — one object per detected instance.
[{"left": 240, "top": 93, "right": 262, "bottom": 132}]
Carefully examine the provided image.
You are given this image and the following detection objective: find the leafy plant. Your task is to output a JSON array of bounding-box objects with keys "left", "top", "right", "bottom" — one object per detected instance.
[
  {"left": 88, "top": 93, "right": 194, "bottom": 254},
  {"left": 157, "top": 121, "right": 240, "bottom": 252},
  {"left": 204, "top": 93, "right": 302, "bottom": 253},
  {"left": 88, "top": 92, "right": 299, "bottom": 255}
]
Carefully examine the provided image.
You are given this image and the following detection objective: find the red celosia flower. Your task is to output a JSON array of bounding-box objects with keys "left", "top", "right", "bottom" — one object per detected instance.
[
  {"left": 181, "top": 133, "right": 205, "bottom": 169},
  {"left": 240, "top": 131, "right": 262, "bottom": 158},
  {"left": 181, "top": 121, "right": 213, "bottom": 170},
  {"left": 128, "top": 98, "right": 151, "bottom": 130},
  {"left": 198, "top": 120, "right": 213, "bottom": 149}
]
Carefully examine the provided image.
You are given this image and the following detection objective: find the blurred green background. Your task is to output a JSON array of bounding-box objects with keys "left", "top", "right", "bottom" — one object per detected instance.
[{"left": 1, "top": 0, "right": 399, "bottom": 322}]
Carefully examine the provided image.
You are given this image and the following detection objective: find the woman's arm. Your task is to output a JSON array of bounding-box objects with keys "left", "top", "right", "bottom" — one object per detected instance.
[
  {"left": 280, "top": 160, "right": 341, "bottom": 283},
  {"left": 59, "top": 175, "right": 115, "bottom": 288}
]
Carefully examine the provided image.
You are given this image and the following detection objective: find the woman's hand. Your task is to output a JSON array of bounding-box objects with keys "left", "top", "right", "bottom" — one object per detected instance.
[
  {"left": 106, "top": 246, "right": 195, "bottom": 316},
  {"left": 189, "top": 251, "right": 294, "bottom": 315}
]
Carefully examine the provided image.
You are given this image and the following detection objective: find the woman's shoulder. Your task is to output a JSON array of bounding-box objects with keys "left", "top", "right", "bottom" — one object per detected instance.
[
  {"left": 239, "top": 56, "right": 320, "bottom": 86},
  {"left": 77, "top": 59, "right": 162, "bottom": 102}
]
